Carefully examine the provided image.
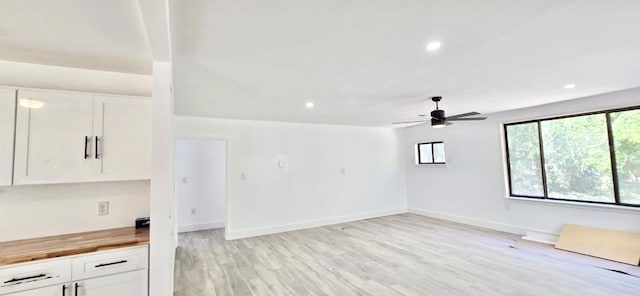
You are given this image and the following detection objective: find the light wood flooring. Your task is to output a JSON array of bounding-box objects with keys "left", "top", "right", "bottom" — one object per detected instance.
[{"left": 174, "top": 214, "right": 640, "bottom": 295}]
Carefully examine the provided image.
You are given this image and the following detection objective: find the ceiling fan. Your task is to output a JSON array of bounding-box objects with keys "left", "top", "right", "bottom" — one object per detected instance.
[{"left": 393, "top": 96, "right": 487, "bottom": 128}]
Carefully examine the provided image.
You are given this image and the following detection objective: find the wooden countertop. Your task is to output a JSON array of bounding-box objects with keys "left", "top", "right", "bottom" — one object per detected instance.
[{"left": 0, "top": 227, "right": 149, "bottom": 266}]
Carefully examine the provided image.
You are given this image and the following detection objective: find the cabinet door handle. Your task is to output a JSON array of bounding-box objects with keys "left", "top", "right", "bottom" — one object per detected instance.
[
  {"left": 95, "top": 136, "right": 100, "bottom": 159},
  {"left": 62, "top": 284, "right": 67, "bottom": 296},
  {"left": 3, "top": 273, "right": 47, "bottom": 284},
  {"left": 75, "top": 283, "right": 80, "bottom": 296},
  {"left": 95, "top": 259, "right": 128, "bottom": 268},
  {"left": 84, "top": 136, "right": 90, "bottom": 159}
]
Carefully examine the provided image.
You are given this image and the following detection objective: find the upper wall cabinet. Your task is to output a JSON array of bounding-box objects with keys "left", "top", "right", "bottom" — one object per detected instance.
[
  {"left": 92, "top": 96, "right": 151, "bottom": 182},
  {"left": 13, "top": 89, "right": 151, "bottom": 185},
  {"left": 0, "top": 88, "right": 16, "bottom": 186},
  {"left": 14, "top": 90, "right": 94, "bottom": 184}
]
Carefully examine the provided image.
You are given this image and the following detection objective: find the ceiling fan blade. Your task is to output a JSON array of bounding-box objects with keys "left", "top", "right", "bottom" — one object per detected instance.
[
  {"left": 446, "top": 121, "right": 453, "bottom": 126},
  {"left": 446, "top": 117, "right": 487, "bottom": 121},
  {"left": 446, "top": 112, "right": 481, "bottom": 119},
  {"left": 392, "top": 120, "right": 428, "bottom": 124}
]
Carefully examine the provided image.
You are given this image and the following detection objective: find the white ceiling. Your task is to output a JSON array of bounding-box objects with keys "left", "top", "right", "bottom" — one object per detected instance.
[
  {"left": 170, "top": 0, "right": 640, "bottom": 126},
  {"left": 0, "top": 0, "right": 152, "bottom": 74}
]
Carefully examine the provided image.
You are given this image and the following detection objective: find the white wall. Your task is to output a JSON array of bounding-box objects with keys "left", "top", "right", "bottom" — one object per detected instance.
[
  {"left": 0, "top": 181, "right": 149, "bottom": 241},
  {"left": 0, "top": 61, "right": 152, "bottom": 242},
  {"left": 404, "top": 88, "right": 640, "bottom": 242},
  {"left": 174, "top": 116, "right": 407, "bottom": 239},
  {"left": 176, "top": 139, "right": 226, "bottom": 232}
]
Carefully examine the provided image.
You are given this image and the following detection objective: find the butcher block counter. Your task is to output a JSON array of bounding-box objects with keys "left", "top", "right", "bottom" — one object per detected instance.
[{"left": 0, "top": 227, "right": 149, "bottom": 266}]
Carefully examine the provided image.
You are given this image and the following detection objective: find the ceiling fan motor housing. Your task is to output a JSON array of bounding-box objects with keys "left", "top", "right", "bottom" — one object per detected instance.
[{"left": 431, "top": 109, "right": 445, "bottom": 119}]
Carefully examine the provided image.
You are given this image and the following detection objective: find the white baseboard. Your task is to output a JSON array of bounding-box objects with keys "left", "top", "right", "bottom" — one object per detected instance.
[
  {"left": 407, "top": 207, "right": 560, "bottom": 244},
  {"left": 178, "top": 221, "right": 225, "bottom": 233},
  {"left": 408, "top": 208, "right": 526, "bottom": 235},
  {"left": 522, "top": 230, "right": 559, "bottom": 245},
  {"left": 225, "top": 208, "right": 408, "bottom": 240}
]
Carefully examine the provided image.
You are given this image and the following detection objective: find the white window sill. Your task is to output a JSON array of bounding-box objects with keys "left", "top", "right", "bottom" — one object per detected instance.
[
  {"left": 505, "top": 196, "right": 640, "bottom": 214},
  {"left": 415, "top": 163, "right": 447, "bottom": 167}
]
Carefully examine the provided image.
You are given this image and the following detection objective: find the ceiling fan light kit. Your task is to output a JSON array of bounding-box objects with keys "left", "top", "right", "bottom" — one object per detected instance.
[
  {"left": 393, "top": 96, "right": 487, "bottom": 128},
  {"left": 431, "top": 118, "right": 446, "bottom": 128}
]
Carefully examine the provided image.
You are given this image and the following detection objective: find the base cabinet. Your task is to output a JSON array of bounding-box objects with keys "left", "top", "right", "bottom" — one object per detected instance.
[
  {"left": 0, "top": 246, "right": 148, "bottom": 296},
  {"left": 7, "top": 271, "right": 147, "bottom": 296}
]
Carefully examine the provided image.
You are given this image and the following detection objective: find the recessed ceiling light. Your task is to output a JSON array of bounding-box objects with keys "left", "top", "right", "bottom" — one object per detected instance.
[
  {"left": 305, "top": 102, "right": 314, "bottom": 109},
  {"left": 426, "top": 41, "right": 441, "bottom": 52},
  {"left": 563, "top": 83, "right": 576, "bottom": 89}
]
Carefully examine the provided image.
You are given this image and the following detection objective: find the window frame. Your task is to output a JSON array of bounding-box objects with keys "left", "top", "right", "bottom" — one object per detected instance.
[
  {"left": 504, "top": 105, "right": 640, "bottom": 208},
  {"left": 416, "top": 141, "right": 446, "bottom": 165}
]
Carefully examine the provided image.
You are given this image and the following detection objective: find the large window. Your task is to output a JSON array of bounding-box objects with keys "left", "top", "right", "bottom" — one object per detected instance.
[{"left": 504, "top": 106, "right": 640, "bottom": 207}]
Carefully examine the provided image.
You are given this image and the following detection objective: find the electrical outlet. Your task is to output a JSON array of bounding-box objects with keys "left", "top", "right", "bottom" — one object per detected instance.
[
  {"left": 191, "top": 208, "right": 196, "bottom": 215},
  {"left": 98, "top": 201, "right": 109, "bottom": 216},
  {"left": 241, "top": 172, "right": 247, "bottom": 180},
  {"left": 341, "top": 168, "right": 346, "bottom": 175},
  {"left": 182, "top": 177, "right": 188, "bottom": 184}
]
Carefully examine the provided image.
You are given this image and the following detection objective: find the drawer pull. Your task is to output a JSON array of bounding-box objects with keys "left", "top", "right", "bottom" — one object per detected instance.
[
  {"left": 95, "top": 260, "right": 128, "bottom": 268},
  {"left": 3, "top": 273, "right": 48, "bottom": 284}
]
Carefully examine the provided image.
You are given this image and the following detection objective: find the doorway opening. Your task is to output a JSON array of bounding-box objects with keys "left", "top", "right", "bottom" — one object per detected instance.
[{"left": 175, "top": 139, "right": 226, "bottom": 237}]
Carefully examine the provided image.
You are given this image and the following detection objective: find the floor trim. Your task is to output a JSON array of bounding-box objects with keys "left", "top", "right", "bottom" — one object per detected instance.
[
  {"left": 178, "top": 221, "right": 225, "bottom": 233},
  {"left": 407, "top": 208, "right": 524, "bottom": 234},
  {"left": 225, "top": 208, "right": 408, "bottom": 240},
  {"left": 407, "top": 207, "right": 560, "bottom": 244}
]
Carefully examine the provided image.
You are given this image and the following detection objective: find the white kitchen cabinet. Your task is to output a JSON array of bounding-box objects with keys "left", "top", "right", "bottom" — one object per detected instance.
[
  {"left": 13, "top": 90, "right": 95, "bottom": 185},
  {"left": 6, "top": 285, "right": 64, "bottom": 296},
  {"left": 75, "top": 270, "right": 147, "bottom": 296},
  {"left": 12, "top": 89, "right": 151, "bottom": 185},
  {"left": 92, "top": 96, "right": 151, "bottom": 181},
  {"left": 0, "top": 88, "right": 16, "bottom": 186}
]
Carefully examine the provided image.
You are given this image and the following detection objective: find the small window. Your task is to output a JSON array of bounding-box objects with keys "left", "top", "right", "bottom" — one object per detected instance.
[{"left": 416, "top": 142, "right": 446, "bottom": 164}]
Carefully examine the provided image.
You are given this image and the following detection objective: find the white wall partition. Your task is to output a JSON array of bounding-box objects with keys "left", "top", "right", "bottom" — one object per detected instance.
[{"left": 174, "top": 116, "right": 408, "bottom": 239}]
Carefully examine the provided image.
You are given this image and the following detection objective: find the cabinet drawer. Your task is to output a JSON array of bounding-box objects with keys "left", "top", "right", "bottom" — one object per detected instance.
[
  {"left": 5, "top": 284, "right": 64, "bottom": 296},
  {"left": 71, "top": 246, "right": 148, "bottom": 280},
  {"left": 0, "top": 259, "right": 71, "bottom": 295},
  {"left": 78, "top": 270, "right": 147, "bottom": 296}
]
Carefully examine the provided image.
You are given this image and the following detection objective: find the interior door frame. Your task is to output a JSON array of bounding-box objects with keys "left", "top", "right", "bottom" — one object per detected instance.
[{"left": 173, "top": 137, "right": 229, "bottom": 241}]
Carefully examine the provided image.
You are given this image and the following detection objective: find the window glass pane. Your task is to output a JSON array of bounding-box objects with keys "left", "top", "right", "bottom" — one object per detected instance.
[
  {"left": 433, "top": 143, "right": 446, "bottom": 163},
  {"left": 541, "top": 114, "right": 614, "bottom": 202},
  {"left": 418, "top": 144, "right": 433, "bottom": 163},
  {"left": 506, "top": 123, "right": 544, "bottom": 196},
  {"left": 610, "top": 109, "right": 640, "bottom": 205}
]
